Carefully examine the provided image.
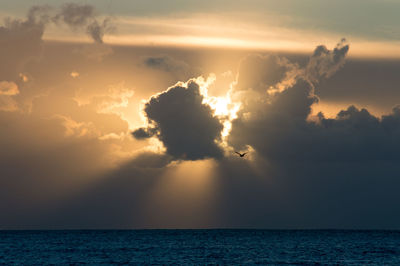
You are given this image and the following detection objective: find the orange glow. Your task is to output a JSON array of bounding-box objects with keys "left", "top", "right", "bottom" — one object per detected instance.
[{"left": 40, "top": 15, "right": 400, "bottom": 59}]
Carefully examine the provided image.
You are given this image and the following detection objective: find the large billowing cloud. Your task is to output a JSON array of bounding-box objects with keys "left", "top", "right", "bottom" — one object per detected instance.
[
  {"left": 133, "top": 80, "right": 224, "bottom": 160},
  {"left": 228, "top": 77, "right": 319, "bottom": 156},
  {"left": 216, "top": 40, "right": 400, "bottom": 229},
  {"left": 228, "top": 39, "right": 400, "bottom": 165},
  {"left": 229, "top": 81, "right": 400, "bottom": 163}
]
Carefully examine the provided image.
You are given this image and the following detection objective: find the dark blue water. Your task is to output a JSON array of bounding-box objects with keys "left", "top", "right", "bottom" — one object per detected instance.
[{"left": 1, "top": 230, "right": 400, "bottom": 265}]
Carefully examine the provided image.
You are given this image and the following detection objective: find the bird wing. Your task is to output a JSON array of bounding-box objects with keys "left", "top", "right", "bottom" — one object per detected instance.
[{"left": 235, "top": 151, "right": 241, "bottom": 155}]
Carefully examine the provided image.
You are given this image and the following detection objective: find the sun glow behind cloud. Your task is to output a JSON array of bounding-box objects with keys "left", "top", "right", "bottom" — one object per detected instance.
[
  {"left": 205, "top": 95, "right": 241, "bottom": 139},
  {"left": 194, "top": 75, "right": 241, "bottom": 139}
]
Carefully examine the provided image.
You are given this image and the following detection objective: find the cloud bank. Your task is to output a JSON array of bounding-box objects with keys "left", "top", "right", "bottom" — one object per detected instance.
[{"left": 122, "top": 39, "right": 400, "bottom": 229}]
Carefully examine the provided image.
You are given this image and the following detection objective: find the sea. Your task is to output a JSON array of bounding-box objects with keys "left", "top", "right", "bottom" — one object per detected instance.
[{"left": 1, "top": 230, "right": 399, "bottom": 265}]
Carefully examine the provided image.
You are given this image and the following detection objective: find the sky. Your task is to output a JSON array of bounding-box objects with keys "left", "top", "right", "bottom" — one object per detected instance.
[
  {"left": 2, "top": 0, "right": 400, "bottom": 57},
  {"left": 1, "top": 1, "right": 400, "bottom": 229}
]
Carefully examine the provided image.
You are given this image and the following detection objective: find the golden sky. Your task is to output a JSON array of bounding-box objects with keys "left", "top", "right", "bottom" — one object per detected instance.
[{"left": 1, "top": 1, "right": 400, "bottom": 229}]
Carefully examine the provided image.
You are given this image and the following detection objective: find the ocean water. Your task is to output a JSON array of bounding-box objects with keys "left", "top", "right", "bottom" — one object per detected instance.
[{"left": 1, "top": 230, "right": 399, "bottom": 265}]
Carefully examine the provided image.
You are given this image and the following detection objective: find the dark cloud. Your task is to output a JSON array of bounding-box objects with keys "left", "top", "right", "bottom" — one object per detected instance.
[
  {"left": 3, "top": 3, "right": 114, "bottom": 47},
  {"left": 86, "top": 19, "right": 108, "bottom": 44},
  {"left": 131, "top": 127, "right": 157, "bottom": 139},
  {"left": 229, "top": 50, "right": 400, "bottom": 163},
  {"left": 216, "top": 40, "right": 400, "bottom": 228},
  {"left": 231, "top": 92, "right": 400, "bottom": 163},
  {"left": 133, "top": 80, "right": 224, "bottom": 160},
  {"left": 0, "top": 2, "right": 113, "bottom": 82},
  {"left": 306, "top": 38, "right": 349, "bottom": 83},
  {"left": 229, "top": 40, "right": 400, "bottom": 163},
  {"left": 51, "top": 3, "right": 114, "bottom": 44},
  {"left": 54, "top": 3, "right": 95, "bottom": 27},
  {"left": 142, "top": 55, "right": 201, "bottom": 81},
  {"left": 229, "top": 77, "right": 319, "bottom": 158},
  {"left": 144, "top": 55, "right": 190, "bottom": 73},
  {"left": 27, "top": 5, "right": 53, "bottom": 25},
  {"left": 313, "top": 58, "right": 400, "bottom": 112}
]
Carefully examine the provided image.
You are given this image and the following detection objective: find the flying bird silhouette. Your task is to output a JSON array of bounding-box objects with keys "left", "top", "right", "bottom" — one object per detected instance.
[{"left": 235, "top": 151, "right": 247, "bottom": 157}]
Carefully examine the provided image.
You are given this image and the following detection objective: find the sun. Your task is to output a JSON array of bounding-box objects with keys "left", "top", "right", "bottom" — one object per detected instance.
[
  {"left": 209, "top": 97, "right": 230, "bottom": 116},
  {"left": 193, "top": 75, "right": 241, "bottom": 139}
]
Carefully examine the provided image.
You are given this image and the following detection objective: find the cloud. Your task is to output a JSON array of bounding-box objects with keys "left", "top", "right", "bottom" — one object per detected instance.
[
  {"left": 144, "top": 55, "right": 190, "bottom": 73},
  {"left": 133, "top": 41, "right": 352, "bottom": 162},
  {"left": 53, "top": 3, "right": 114, "bottom": 44},
  {"left": 53, "top": 114, "right": 100, "bottom": 138},
  {"left": 227, "top": 37, "right": 400, "bottom": 165},
  {"left": 306, "top": 38, "right": 350, "bottom": 83},
  {"left": 26, "top": 5, "right": 53, "bottom": 25},
  {"left": 0, "top": 3, "right": 114, "bottom": 82},
  {"left": 85, "top": 83, "right": 134, "bottom": 114},
  {"left": 53, "top": 3, "right": 95, "bottom": 27},
  {"left": 235, "top": 54, "right": 294, "bottom": 93},
  {"left": 0, "top": 82, "right": 147, "bottom": 228},
  {"left": 0, "top": 81, "right": 19, "bottom": 112},
  {"left": 0, "top": 12, "right": 45, "bottom": 81},
  {"left": 309, "top": 58, "right": 400, "bottom": 113},
  {"left": 227, "top": 39, "right": 400, "bottom": 164},
  {"left": 32, "top": 91, "right": 130, "bottom": 137},
  {"left": 132, "top": 127, "right": 157, "bottom": 140},
  {"left": 0, "top": 3, "right": 117, "bottom": 112},
  {"left": 3, "top": 3, "right": 114, "bottom": 47},
  {"left": 142, "top": 55, "right": 201, "bottom": 81},
  {"left": 86, "top": 19, "right": 110, "bottom": 44},
  {"left": 0, "top": 96, "right": 19, "bottom": 112},
  {"left": 214, "top": 40, "right": 400, "bottom": 228},
  {"left": 228, "top": 77, "right": 319, "bottom": 156},
  {"left": 1, "top": 30, "right": 400, "bottom": 230},
  {"left": 0, "top": 81, "right": 19, "bottom": 96},
  {"left": 133, "top": 80, "right": 224, "bottom": 160}
]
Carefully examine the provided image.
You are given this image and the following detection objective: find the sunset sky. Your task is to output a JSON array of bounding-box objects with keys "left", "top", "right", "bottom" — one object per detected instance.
[{"left": 1, "top": 1, "right": 400, "bottom": 229}]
